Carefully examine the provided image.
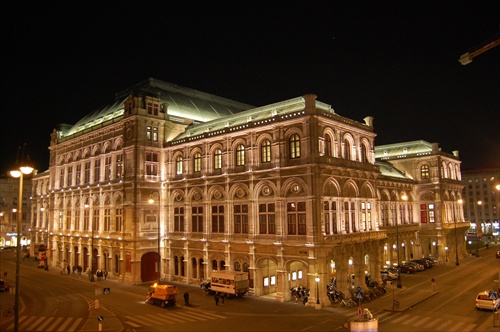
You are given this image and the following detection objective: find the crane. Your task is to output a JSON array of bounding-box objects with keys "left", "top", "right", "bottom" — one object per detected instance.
[{"left": 458, "top": 30, "right": 500, "bottom": 65}]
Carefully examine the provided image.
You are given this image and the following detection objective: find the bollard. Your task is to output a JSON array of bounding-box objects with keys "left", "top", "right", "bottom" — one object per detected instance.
[{"left": 494, "top": 311, "right": 499, "bottom": 327}]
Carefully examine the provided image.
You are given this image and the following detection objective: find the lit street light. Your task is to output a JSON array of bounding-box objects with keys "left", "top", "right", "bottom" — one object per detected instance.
[
  {"left": 396, "top": 194, "right": 407, "bottom": 288},
  {"left": 84, "top": 197, "right": 96, "bottom": 282},
  {"left": 315, "top": 275, "right": 320, "bottom": 306},
  {"left": 455, "top": 199, "right": 462, "bottom": 266},
  {"left": 10, "top": 155, "right": 34, "bottom": 332},
  {"left": 149, "top": 190, "right": 161, "bottom": 283}
]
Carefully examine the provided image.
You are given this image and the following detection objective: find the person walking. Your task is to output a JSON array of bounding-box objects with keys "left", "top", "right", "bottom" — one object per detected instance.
[
  {"left": 184, "top": 292, "right": 190, "bottom": 306},
  {"left": 214, "top": 292, "right": 219, "bottom": 306},
  {"left": 67, "top": 265, "right": 70, "bottom": 275},
  {"left": 221, "top": 292, "right": 225, "bottom": 304}
]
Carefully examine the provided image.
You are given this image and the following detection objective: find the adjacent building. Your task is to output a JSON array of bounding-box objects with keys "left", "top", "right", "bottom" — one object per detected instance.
[
  {"left": 30, "top": 78, "right": 468, "bottom": 306},
  {"left": 461, "top": 168, "right": 500, "bottom": 243}
]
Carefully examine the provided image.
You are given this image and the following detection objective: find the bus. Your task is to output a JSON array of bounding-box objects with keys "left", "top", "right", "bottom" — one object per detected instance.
[{"left": 209, "top": 271, "right": 249, "bottom": 298}]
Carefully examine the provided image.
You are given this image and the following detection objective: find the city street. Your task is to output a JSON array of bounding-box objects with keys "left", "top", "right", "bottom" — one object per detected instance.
[{"left": 1, "top": 245, "right": 499, "bottom": 332}]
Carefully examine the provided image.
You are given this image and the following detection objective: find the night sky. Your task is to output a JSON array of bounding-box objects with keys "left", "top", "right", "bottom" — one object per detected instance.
[{"left": 2, "top": 1, "right": 499, "bottom": 176}]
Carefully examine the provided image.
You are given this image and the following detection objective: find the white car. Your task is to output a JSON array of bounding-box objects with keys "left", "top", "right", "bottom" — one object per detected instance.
[{"left": 476, "top": 290, "right": 500, "bottom": 311}]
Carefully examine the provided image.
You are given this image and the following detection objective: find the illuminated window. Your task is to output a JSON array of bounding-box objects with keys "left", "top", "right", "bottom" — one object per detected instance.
[
  {"left": 290, "top": 134, "right": 301, "bottom": 159},
  {"left": 421, "top": 165, "right": 430, "bottom": 179},
  {"left": 261, "top": 139, "right": 271, "bottom": 163},
  {"left": 194, "top": 152, "right": 202, "bottom": 172},
  {"left": 214, "top": 149, "right": 222, "bottom": 169},
  {"left": 176, "top": 156, "right": 183, "bottom": 175},
  {"left": 236, "top": 144, "right": 245, "bottom": 166}
]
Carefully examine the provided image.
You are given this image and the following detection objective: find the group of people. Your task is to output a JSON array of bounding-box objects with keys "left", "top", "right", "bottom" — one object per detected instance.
[{"left": 214, "top": 292, "right": 226, "bottom": 306}]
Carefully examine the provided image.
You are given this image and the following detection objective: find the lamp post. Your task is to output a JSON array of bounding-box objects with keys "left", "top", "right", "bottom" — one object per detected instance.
[
  {"left": 476, "top": 200, "right": 482, "bottom": 256},
  {"left": 84, "top": 197, "right": 96, "bottom": 282},
  {"left": 455, "top": 199, "right": 462, "bottom": 266},
  {"left": 315, "top": 275, "right": 320, "bottom": 305},
  {"left": 10, "top": 162, "right": 34, "bottom": 332},
  {"left": 396, "top": 194, "right": 407, "bottom": 288},
  {"left": 445, "top": 246, "right": 449, "bottom": 262},
  {"left": 149, "top": 190, "right": 161, "bottom": 283}
]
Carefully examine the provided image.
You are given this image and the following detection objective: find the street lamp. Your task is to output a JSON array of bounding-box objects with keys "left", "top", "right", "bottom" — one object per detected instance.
[
  {"left": 396, "top": 194, "right": 407, "bottom": 288},
  {"left": 455, "top": 199, "right": 462, "bottom": 266},
  {"left": 10, "top": 161, "right": 34, "bottom": 332},
  {"left": 84, "top": 197, "right": 96, "bottom": 282},
  {"left": 315, "top": 275, "right": 320, "bottom": 306},
  {"left": 476, "top": 200, "right": 482, "bottom": 256},
  {"left": 445, "top": 246, "right": 449, "bottom": 262},
  {"left": 149, "top": 190, "right": 161, "bottom": 283}
]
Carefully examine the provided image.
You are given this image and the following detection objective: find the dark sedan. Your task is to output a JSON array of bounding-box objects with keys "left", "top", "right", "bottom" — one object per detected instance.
[{"left": 397, "top": 263, "right": 416, "bottom": 274}]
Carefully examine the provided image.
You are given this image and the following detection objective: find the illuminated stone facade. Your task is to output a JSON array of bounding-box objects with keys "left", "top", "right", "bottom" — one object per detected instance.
[{"left": 30, "top": 78, "right": 467, "bottom": 306}]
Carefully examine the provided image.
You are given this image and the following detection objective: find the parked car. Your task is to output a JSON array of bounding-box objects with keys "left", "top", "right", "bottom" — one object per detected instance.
[
  {"left": 475, "top": 290, "right": 500, "bottom": 311},
  {"left": 422, "top": 257, "right": 436, "bottom": 266},
  {"left": 407, "top": 261, "right": 424, "bottom": 272},
  {"left": 411, "top": 259, "right": 432, "bottom": 269},
  {"left": 397, "top": 263, "right": 416, "bottom": 274},
  {"left": 381, "top": 267, "right": 399, "bottom": 281},
  {"left": 0, "top": 279, "right": 10, "bottom": 292}
]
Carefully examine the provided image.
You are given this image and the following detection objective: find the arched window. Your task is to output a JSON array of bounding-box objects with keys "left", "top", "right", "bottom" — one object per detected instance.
[
  {"left": 344, "top": 139, "right": 351, "bottom": 160},
  {"left": 236, "top": 144, "right": 245, "bottom": 166},
  {"left": 290, "top": 134, "right": 301, "bottom": 159},
  {"left": 360, "top": 144, "right": 368, "bottom": 163},
  {"left": 261, "top": 139, "right": 271, "bottom": 163},
  {"left": 176, "top": 156, "right": 183, "bottom": 175},
  {"left": 325, "top": 135, "right": 332, "bottom": 157},
  {"left": 194, "top": 152, "right": 201, "bottom": 172},
  {"left": 421, "top": 165, "right": 430, "bottom": 179},
  {"left": 214, "top": 149, "right": 222, "bottom": 169}
]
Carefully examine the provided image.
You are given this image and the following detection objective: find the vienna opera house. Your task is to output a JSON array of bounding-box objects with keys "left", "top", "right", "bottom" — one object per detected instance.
[{"left": 31, "top": 78, "right": 468, "bottom": 305}]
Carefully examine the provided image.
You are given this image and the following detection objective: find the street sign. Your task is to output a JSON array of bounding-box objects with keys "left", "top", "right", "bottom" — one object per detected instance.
[
  {"left": 103, "top": 288, "right": 110, "bottom": 295},
  {"left": 97, "top": 316, "right": 104, "bottom": 322},
  {"left": 357, "top": 307, "right": 363, "bottom": 317}
]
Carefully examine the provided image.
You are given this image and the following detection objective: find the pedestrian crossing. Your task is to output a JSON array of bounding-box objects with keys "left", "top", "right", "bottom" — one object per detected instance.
[
  {"left": 124, "top": 308, "right": 227, "bottom": 328},
  {"left": 5, "top": 315, "right": 83, "bottom": 331},
  {"left": 343, "top": 309, "right": 478, "bottom": 331}
]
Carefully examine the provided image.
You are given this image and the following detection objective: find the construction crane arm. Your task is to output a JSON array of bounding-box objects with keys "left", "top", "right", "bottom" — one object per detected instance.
[{"left": 458, "top": 32, "right": 500, "bottom": 65}]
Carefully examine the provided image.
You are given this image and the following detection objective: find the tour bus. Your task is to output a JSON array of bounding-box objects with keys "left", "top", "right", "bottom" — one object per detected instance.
[{"left": 209, "top": 271, "right": 249, "bottom": 298}]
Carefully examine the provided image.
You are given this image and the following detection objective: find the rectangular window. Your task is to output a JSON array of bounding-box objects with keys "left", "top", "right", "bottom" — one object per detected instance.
[
  {"left": 115, "top": 154, "right": 123, "bottom": 178},
  {"left": 191, "top": 206, "right": 203, "bottom": 232},
  {"left": 84, "top": 161, "right": 91, "bottom": 184},
  {"left": 66, "top": 210, "right": 71, "bottom": 230},
  {"left": 287, "top": 201, "right": 306, "bottom": 235},
  {"left": 105, "top": 156, "right": 112, "bottom": 180},
  {"left": 93, "top": 159, "right": 100, "bottom": 183},
  {"left": 93, "top": 209, "right": 99, "bottom": 231},
  {"left": 234, "top": 204, "right": 248, "bottom": 234},
  {"left": 214, "top": 150, "right": 222, "bottom": 169},
  {"left": 104, "top": 208, "right": 111, "bottom": 231},
  {"left": 259, "top": 203, "right": 275, "bottom": 234},
  {"left": 147, "top": 126, "right": 152, "bottom": 141},
  {"left": 59, "top": 167, "right": 65, "bottom": 188},
  {"left": 174, "top": 207, "right": 184, "bottom": 232},
  {"left": 76, "top": 164, "right": 82, "bottom": 185},
  {"left": 146, "top": 152, "right": 159, "bottom": 176},
  {"left": 84, "top": 209, "right": 90, "bottom": 230},
  {"left": 211, "top": 205, "right": 224, "bottom": 233},
  {"left": 115, "top": 208, "right": 123, "bottom": 232},
  {"left": 153, "top": 127, "right": 158, "bottom": 142},
  {"left": 420, "top": 204, "right": 428, "bottom": 223},
  {"left": 75, "top": 209, "right": 80, "bottom": 231},
  {"left": 67, "top": 166, "right": 73, "bottom": 187}
]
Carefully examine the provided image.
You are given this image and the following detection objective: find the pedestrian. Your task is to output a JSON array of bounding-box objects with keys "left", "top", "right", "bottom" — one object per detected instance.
[
  {"left": 221, "top": 292, "right": 225, "bottom": 304},
  {"left": 214, "top": 292, "right": 219, "bottom": 306},
  {"left": 184, "top": 292, "right": 190, "bottom": 306},
  {"left": 104, "top": 270, "right": 108, "bottom": 280},
  {"left": 67, "top": 265, "right": 70, "bottom": 275}
]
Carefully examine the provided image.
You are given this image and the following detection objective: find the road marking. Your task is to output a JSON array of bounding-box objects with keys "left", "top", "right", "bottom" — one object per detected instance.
[
  {"left": 67, "top": 317, "right": 83, "bottom": 331},
  {"left": 36, "top": 316, "right": 55, "bottom": 331},
  {"left": 411, "top": 315, "right": 432, "bottom": 327},
  {"left": 24, "top": 316, "right": 45, "bottom": 330},
  {"left": 46, "top": 317, "right": 64, "bottom": 331},
  {"left": 56, "top": 317, "right": 75, "bottom": 331}
]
